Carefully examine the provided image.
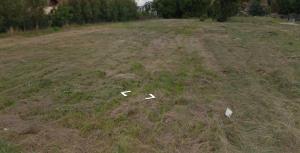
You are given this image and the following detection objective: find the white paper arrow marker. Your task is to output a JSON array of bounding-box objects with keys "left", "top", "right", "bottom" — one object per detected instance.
[
  {"left": 145, "top": 94, "right": 156, "bottom": 100},
  {"left": 121, "top": 91, "right": 131, "bottom": 97},
  {"left": 225, "top": 107, "right": 233, "bottom": 118}
]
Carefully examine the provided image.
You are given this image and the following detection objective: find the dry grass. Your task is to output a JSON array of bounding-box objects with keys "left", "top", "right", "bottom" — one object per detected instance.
[{"left": 0, "top": 17, "right": 299, "bottom": 153}]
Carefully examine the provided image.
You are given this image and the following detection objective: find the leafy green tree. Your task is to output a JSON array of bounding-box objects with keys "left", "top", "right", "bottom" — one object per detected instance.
[
  {"left": 295, "top": 0, "right": 300, "bottom": 13},
  {"left": 89, "top": 0, "right": 108, "bottom": 22},
  {"left": 153, "top": 0, "right": 178, "bottom": 18},
  {"left": 0, "top": 0, "right": 138, "bottom": 33},
  {"left": 152, "top": 0, "right": 239, "bottom": 21},
  {"left": 249, "top": 0, "right": 266, "bottom": 16},
  {"left": 0, "top": 0, "right": 26, "bottom": 31},
  {"left": 0, "top": 16, "right": 5, "bottom": 32},
  {"left": 0, "top": 0, "right": 49, "bottom": 32},
  {"left": 209, "top": 0, "right": 240, "bottom": 22},
  {"left": 274, "top": 0, "right": 294, "bottom": 14},
  {"left": 185, "top": 0, "right": 210, "bottom": 18},
  {"left": 23, "top": 0, "right": 48, "bottom": 30},
  {"left": 66, "top": 0, "right": 137, "bottom": 23},
  {"left": 51, "top": 6, "right": 72, "bottom": 27},
  {"left": 68, "top": 0, "right": 85, "bottom": 23},
  {"left": 153, "top": 0, "right": 210, "bottom": 18},
  {"left": 107, "top": 0, "right": 138, "bottom": 21}
]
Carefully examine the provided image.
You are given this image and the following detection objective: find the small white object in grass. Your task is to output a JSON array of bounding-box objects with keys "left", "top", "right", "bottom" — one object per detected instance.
[
  {"left": 225, "top": 108, "right": 233, "bottom": 118},
  {"left": 145, "top": 94, "right": 156, "bottom": 100},
  {"left": 3, "top": 128, "right": 9, "bottom": 131},
  {"left": 121, "top": 91, "right": 132, "bottom": 97}
]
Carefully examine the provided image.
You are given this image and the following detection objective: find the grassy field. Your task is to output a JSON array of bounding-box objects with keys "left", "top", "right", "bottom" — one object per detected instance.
[{"left": 0, "top": 17, "right": 299, "bottom": 153}]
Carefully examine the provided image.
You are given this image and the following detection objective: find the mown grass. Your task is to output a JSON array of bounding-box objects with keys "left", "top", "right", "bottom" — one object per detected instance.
[
  {"left": 0, "top": 17, "right": 299, "bottom": 153},
  {"left": 201, "top": 16, "right": 300, "bottom": 153},
  {"left": 0, "top": 140, "right": 20, "bottom": 153}
]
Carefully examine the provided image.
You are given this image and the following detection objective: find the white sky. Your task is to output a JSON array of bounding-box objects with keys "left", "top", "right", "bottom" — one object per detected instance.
[{"left": 136, "top": 0, "right": 153, "bottom": 6}]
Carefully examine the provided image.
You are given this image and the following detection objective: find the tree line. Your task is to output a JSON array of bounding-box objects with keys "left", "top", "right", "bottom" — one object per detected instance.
[
  {"left": 273, "top": 0, "right": 300, "bottom": 14},
  {"left": 151, "top": 0, "right": 300, "bottom": 19},
  {"left": 1, "top": 0, "right": 300, "bottom": 33},
  {"left": 151, "top": 0, "right": 240, "bottom": 21},
  {"left": 0, "top": 0, "right": 138, "bottom": 32},
  {"left": 247, "top": 0, "right": 300, "bottom": 16}
]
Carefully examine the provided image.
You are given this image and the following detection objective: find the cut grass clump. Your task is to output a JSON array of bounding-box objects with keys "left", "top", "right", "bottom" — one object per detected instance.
[
  {"left": 60, "top": 90, "right": 94, "bottom": 104},
  {"left": 65, "top": 91, "right": 94, "bottom": 104},
  {"left": 0, "top": 139, "right": 20, "bottom": 153},
  {"left": 96, "top": 99, "right": 122, "bottom": 114},
  {"left": 22, "top": 79, "right": 53, "bottom": 96},
  {"left": 55, "top": 84, "right": 94, "bottom": 104},
  {"left": 0, "top": 97, "right": 15, "bottom": 110},
  {"left": 116, "top": 79, "right": 142, "bottom": 90},
  {"left": 60, "top": 111, "right": 90, "bottom": 130},
  {"left": 189, "top": 121, "right": 206, "bottom": 134},
  {"left": 38, "top": 79, "right": 53, "bottom": 88},
  {"left": 174, "top": 97, "right": 191, "bottom": 105},
  {"left": 96, "top": 86, "right": 123, "bottom": 101},
  {"left": 130, "top": 62, "right": 145, "bottom": 73},
  {"left": 147, "top": 109, "right": 162, "bottom": 122},
  {"left": 144, "top": 71, "right": 185, "bottom": 95},
  {"left": 95, "top": 70, "right": 107, "bottom": 78},
  {"left": 42, "top": 105, "right": 75, "bottom": 121},
  {"left": 113, "top": 135, "right": 132, "bottom": 153},
  {"left": 264, "top": 70, "right": 300, "bottom": 98}
]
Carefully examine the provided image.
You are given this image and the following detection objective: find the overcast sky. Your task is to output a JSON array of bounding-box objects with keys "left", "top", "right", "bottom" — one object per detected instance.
[{"left": 136, "top": 0, "right": 153, "bottom": 6}]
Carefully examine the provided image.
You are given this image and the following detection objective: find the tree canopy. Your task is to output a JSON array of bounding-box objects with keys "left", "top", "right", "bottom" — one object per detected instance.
[
  {"left": 0, "top": 0, "right": 138, "bottom": 32},
  {"left": 152, "top": 0, "right": 240, "bottom": 21}
]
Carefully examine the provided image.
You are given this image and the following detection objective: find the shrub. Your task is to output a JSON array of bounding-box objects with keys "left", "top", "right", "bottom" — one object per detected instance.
[
  {"left": 210, "top": 0, "right": 240, "bottom": 22},
  {"left": 51, "top": 6, "right": 72, "bottom": 27},
  {"left": 153, "top": 0, "right": 210, "bottom": 18},
  {"left": 0, "top": 16, "right": 4, "bottom": 32},
  {"left": 273, "top": 0, "right": 294, "bottom": 15},
  {"left": 0, "top": 0, "right": 48, "bottom": 32},
  {"left": 249, "top": 0, "right": 266, "bottom": 16},
  {"left": 0, "top": 0, "right": 26, "bottom": 32},
  {"left": 152, "top": 0, "right": 239, "bottom": 22},
  {"left": 65, "top": 0, "right": 137, "bottom": 23},
  {"left": 294, "top": 0, "right": 300, "bottom": 14},
  {"left": 23, "top": 0, "right": 49, "bottom": 30},
  {"left": 183, "top": 0, "right": 210, "bottom": 18},
  {"left": 107, "top": 0, "right": 138, "bottom": 21},
  {"left": 0, "top": 0, "right": 138, "bottom": 33}
]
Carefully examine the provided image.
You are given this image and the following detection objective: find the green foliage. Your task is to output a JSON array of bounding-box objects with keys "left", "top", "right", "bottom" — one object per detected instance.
[
  {"left": 145, "top": 71, "right": 185, "bottom": 94},
  {"left": 0, "top": 0, "right": 138, "bottom": 33},
  {"left": 0, "top": 0, "right": 26, "bottom": 31},
  {"left": 51, "top": 6, "right": 73, "bottom": 27},
  {"left": 152, "top": 0, "right": 210, "bottom": 18},
  {"left": 0, "top": 16, "right": 4, "bottom": 32},
  {"left": 152, "top": 0, "right": 179, "bottom": 18},
  {"left": 23, "top": 0, "right": 49, "bottom": 30},
  {"left": 272, "top": 0, "right": 299, "bottom": 14},
  {"left": 209, "top": 0, "right": 240, "bottom": 22},
  {"left": 0, "top": 0, "right": 49, "bottom": 31},
  {"left": 152, "top": 0, "right": 239, "bottom": 21},
  {"left": 111, "top": 0, "right": 138, "bottom": 21},
  {"left": 0, "top": 97, "right": 15, "bottom": 110},
  {"left": 249, "top": 0, "right": 266, "bottom": 16},
  {"left": 0, "top": 140, "right": 20, "bottom": 153},
  {"left": 54, "top": 0, "right": 137, "bottom": 24},
  {"left": 295, "top": 0, "right": 300, "bottom": 14}
]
